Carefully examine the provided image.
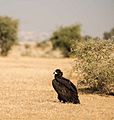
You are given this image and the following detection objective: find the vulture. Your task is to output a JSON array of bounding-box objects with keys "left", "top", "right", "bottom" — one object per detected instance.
[{"left": 52, "top": 69, "right": 80, "bottom": 104}]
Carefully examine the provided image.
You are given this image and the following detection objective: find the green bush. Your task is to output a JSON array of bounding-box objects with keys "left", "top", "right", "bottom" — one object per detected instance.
[
  {"left": 50, "top": 24, "right": 81, "bottom": 57},
  {"left": 103, "top": 27, "right": 114, "bottom": 40},
  {"left": 0, "top": 16, "right": 18, "bottom": 56},
  {"left": 72, "top": 40, "right": 114, "bottom": 94}
]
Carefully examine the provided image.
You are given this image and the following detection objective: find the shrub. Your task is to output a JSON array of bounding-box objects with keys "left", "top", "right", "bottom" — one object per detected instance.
[
  {"left": 0, "top": 16, "right": 18, "bottom": 56},
  {"left": 35, "top": 40, "right": 49, "bottom": 49},
  {"left": 50, "top": 24, "right": 81, "bottom": 57},
  {"left": 24, "top": 43, "right": 31, "bottom": 49},
  {"left": 103, "top": 27, "right": 114, "bottom": 40},
  {"left": 72, "top": 40, "right": 114, "bottom": 94}
]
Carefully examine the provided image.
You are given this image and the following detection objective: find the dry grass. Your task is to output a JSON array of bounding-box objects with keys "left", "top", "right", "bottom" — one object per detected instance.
[
  {"left": 0, "top": 57, "right": 114, "bottom": 120},
  {"left": 9, "top": 42, "right": 63, "bottom": 58}
]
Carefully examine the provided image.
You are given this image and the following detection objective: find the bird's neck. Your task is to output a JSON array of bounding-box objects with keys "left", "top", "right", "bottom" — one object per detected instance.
[{"left": 55, "top": 75, "right": 62, "bottom": 79}]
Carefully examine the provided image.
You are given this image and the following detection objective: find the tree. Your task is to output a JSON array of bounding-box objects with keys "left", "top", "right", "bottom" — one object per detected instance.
[
  {"left": 0, "top": 16, "right": 18, "bottom": 56},
  {"left": 110, "top": 28, "right": 114, "bottom": 36},
  {"left": 103, "top": 27, "right": 114, "bottom": 40},
  {"left": 103, "top": 32, "right": 111, "bottom": 40},
  {"left": 83, "top": 35, "right": 92, "bottom": 41},
  {"left": 50, "top": 24, "right": 81, "bottom": 57}
]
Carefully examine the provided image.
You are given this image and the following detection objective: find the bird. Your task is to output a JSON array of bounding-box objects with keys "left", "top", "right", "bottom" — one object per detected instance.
[{"left": 52, "top": 69, "right": 80, "bottom": 104}]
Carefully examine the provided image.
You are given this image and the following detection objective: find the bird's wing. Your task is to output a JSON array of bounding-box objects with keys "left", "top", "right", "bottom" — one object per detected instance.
[
  {"left": 52, "top": 79, "right": 72, "bottom": 100},
  {"left": 56, "top": 77, "right": 77, "bottom": 93},
  {"left": 52, "top": 79, "right": 68, "bottom": 93}
]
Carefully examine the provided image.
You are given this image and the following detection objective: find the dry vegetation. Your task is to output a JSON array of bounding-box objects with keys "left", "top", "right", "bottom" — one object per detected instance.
[
  {"left": 0, "top": 57, "right": 114, "bottom": 120},
  {"left": 9, "top": 41, "right": 63, "bottom": 58}
]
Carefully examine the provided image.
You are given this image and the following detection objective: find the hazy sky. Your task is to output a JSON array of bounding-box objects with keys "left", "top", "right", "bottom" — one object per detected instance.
[{"left": 0, "top": 0, "right": 114, "bottom": 37}]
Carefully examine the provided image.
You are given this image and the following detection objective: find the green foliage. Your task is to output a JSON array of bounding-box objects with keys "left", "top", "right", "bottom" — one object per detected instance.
[
  {"left": 0, "top": 16, "right": 18, "bottom": 56},
  {"left": 50, "top": 24, "right": 81, "bottom": 57},
  {"left": 24, "top": 43, "right": 31, "bottom": 49},
  {"left": 83, "top": 35, "right": 92, "bottom": 41},
  {"left": 103, "top": 32, "right": 111, "bottom": 40},
  {"left": 103, "top": 27, "right": 114, "bottom": 40},
  {"left": 72, "top": 40, "right": 114, "bottom": 94},
  {"left": 36, "top": 40, "right": 49, "bottom": 48}
]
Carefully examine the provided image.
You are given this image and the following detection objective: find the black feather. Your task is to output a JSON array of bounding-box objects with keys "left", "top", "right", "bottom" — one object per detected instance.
[{"left": 52, "top": 69, "right": 80, "bottom": 104}]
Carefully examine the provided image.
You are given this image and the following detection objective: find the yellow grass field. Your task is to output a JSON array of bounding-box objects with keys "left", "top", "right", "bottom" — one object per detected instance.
[{"left": 0, "top": 57, "right": 114, "bottom": 120}]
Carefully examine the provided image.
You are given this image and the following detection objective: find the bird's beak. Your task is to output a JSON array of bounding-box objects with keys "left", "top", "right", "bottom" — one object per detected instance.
[{"left": 53, "top": 71, "right": 57, "bottom": 75}]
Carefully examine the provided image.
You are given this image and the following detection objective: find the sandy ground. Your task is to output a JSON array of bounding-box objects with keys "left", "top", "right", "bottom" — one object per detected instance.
[{"left": 0, "top": 57, "right": 114, "bottom": 120}]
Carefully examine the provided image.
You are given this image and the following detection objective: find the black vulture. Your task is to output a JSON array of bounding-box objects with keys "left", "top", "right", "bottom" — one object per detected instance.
[{"left": 52, "top": 69, "right": 80, "bottom": 104}]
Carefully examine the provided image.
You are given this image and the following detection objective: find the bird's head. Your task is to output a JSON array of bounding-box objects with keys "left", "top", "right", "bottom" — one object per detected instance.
[{"left": 53, "top": 69, "right": 63, "bottom": 78}]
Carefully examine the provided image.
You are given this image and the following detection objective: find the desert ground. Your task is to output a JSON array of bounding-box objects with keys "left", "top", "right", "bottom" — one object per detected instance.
[{"left": 0, "top": 57, "right": 114, "bottom": 120}]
